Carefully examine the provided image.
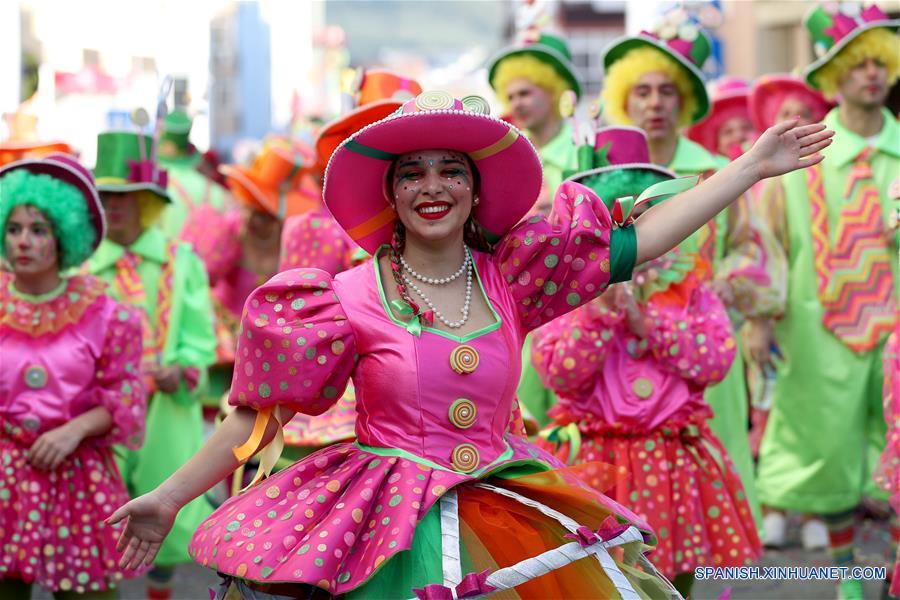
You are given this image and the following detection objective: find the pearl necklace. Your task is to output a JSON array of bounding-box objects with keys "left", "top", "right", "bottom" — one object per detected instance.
[
  {"left": 400, "top": 249, "right": 469, "bottom": 285},
  {"left": 401, "top": 247, "right": 473, "bottom": 329}
]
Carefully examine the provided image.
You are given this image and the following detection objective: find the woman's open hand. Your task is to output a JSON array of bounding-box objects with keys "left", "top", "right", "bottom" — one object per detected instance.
[
  {"left": 745, "top": 120, "right": 834, "bottom": 181},
  {"left": 106, "top": 490, "right": 180, "bottom": 570}
]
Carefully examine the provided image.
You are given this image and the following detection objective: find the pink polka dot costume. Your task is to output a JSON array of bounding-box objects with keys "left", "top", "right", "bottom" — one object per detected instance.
[
  {"left": 188, "top": 182, "right": 675, "bottom": 596},
  {"left": 0, "top": 274, "right": 148, "bottom": 593},
  {"left": 532, "top": 252, "right": 761, "bottom": 579}
]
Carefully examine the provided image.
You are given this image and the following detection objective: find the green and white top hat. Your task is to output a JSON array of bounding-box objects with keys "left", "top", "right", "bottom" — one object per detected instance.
[
  {"left": 488, "top": 31, "right": 583, "bottom": 99},
  {"left": 93, "top": 131, "right": 171, "bottom": 202},
  {"left": 802, "top": 2, "right": 899, "bottom": 89},
  {"left": 602, "top": 10, "right": 713, "bottom": 123}
]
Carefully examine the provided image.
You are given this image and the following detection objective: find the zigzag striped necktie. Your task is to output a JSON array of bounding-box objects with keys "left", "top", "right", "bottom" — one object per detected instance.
[{"left": 808, "top": 147, "right": 895, "bottom": 353}]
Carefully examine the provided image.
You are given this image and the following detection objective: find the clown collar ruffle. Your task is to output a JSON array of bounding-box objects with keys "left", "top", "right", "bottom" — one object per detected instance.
[{"left": 1, "top": 273, "right": 108, "bottom": 337}]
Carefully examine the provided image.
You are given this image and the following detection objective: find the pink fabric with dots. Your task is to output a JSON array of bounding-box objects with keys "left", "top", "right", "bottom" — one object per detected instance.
[
  {"left": 532, "top": 282, "right": 736, "bottom": 433},
  {"left": 0, "top": 276, "right": 148, "bottom": 592},
  {"left": 532, "top": 280, "right": 761, "bottom": 578},
  {"left": 188, "top": 182, "right": 647, "bottom": 594},
  {"left": 279, "top": 209, "right": 360, "bottom": 275}
]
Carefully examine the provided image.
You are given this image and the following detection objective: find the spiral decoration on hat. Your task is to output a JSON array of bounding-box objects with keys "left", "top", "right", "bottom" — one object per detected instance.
[
  {"left": 451, "top": 443, "right": 480, "bottom": 473},
  {"left": 461, "top": 95, "right": 491, "bottom": 115},
  {"left": 415, "top": 90, "right": 456, "bottom": 111},
  {"left": 449, "top": 344, "right": 480, "bottom": 375},
  {"left": 448, "top": 398, "right": 477, "bottom": 429}
]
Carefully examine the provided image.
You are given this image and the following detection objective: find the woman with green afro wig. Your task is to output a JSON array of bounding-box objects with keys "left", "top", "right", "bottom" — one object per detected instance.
[
  {"left": 0, "top": 152, "right": 149, "bottom": 599},
  {"left": 1, "top": 168, "right": 98, "bottom": 270}
]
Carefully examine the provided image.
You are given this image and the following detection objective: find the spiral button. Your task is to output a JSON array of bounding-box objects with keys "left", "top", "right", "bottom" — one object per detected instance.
[
  {"left": 451, "top": 443, "right": 480, "bottom": 473},
  {"left": 449, "top": 344, "right": 479, "bottom": 375},
  {"left": 449, "top": 398, "right": 477, "bottom": 429}
]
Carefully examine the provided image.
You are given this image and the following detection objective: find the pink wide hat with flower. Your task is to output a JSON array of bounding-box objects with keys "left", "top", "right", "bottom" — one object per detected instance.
[
  {"left": 323, "top": 91, "right": 542, "bottom": 254},
  {"left": 685, "top": 77, "right": 753, "bottom": 155},
  {"left": 748, "top": 74, "right": 835, "bottom": 131}
]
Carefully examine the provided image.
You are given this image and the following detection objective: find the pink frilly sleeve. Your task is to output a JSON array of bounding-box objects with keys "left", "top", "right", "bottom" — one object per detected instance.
[
  {"left": 493, "top": 181, "right": 636, "bottom": 331},
  {"left": 531, "top": 299, "right": 623, "bottom": 399},
  {"left": 228, "top": 268, "right": 356, "bottom": 416},
  {"left": 644, "top": 283, "right": 736, "bottom": 387},
  {"left": 92, "top": 300, "right": 147, "bottom": 449},
  {"left": 181, "top": 204, "right": 242, "bottom": 285},
  {"left": 279, "top": 209, "right": 361, "bottom": 276}
]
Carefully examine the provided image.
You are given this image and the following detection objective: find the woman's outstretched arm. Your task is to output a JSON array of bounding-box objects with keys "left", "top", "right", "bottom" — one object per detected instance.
[
  {"left": 634, "top": 120, "right": 833, "bottom": 264},
  {"left": 106, "top": 405, "right": 294, "bottom": 570}
]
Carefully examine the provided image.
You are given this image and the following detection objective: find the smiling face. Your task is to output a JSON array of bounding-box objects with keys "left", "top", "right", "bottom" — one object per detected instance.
[
  {"left": 626, "top": 72, "right": 682, "bottom": 141},
  {"left": 4, "top": 205, "right": 59, "bottom": 278},
  {"left": 839, "top": 56, "right": 889, "bottom": 109},
  {"left": 505, "top": 78, "right": 555, "bottom": 132},
  {"left": 389, "top": 149, "right": 475, "bottom": 245}
]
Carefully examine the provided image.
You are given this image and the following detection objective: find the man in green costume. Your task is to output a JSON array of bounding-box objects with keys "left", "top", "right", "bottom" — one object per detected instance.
[
  {"left": 87, "top": 131, "right": 217, "bottom": 600},
  {"left": 600, "top": 16, "right": 786, "bottom": 536},
  {"left": 157, "top": 110, "right": 232, "bottom": 237},
  {"left": 487, "top": 31, "right": 582, "bottom": 426},
  {"left": 753, "top": 4, "right": 899, "bottom": 598}
]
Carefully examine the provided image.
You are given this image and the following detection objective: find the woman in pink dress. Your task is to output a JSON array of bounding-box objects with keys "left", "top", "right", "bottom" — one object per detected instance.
[
  {"left": 109, "top": 91, "right": 832, "bottom": 598},
  {"left": 0, "top": 154, "right": 147, "bottom": 598},
  {"left": 532, "top": 126, "right": 761, "bottom": 596}
]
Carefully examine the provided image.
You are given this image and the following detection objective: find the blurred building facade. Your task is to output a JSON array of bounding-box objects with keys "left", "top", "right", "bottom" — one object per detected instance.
[{"left": 209, "top": 1, "right": 272, "bottom": 156}]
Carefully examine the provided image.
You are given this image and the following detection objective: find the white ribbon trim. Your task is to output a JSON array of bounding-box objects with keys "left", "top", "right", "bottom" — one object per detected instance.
[{"left": 440, "top": 488, "right": 463, "bottom": 587}]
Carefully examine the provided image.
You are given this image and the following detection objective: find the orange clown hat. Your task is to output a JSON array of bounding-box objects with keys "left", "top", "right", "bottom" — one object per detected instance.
[
  {"left": 219, "top": 140, "right": 319, "bottom": 220},
  {"left": 314, "top": 69, "right": 422, "bottom": 173}
]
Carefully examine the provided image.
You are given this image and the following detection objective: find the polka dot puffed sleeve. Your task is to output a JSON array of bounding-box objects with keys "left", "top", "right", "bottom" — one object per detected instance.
[
  {"left": 228, "top": 268, "right": 356, "bottom": 416},
  {"left": 91, "top": 299, "right": 147, "bottom": 449},
  {"left": 494, "top": 181, "right": 637, "bottom": 331}
]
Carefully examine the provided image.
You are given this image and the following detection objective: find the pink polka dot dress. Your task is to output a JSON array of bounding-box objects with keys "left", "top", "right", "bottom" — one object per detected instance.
[
  {"left": 188, "top": 183, "right": 678, "bottom": 598},
  {"left": 0, "top": 274, "right": 148, "bottom": 593},
  {"left": 531, "top": 252, "right": 762, "bottom": 579}
]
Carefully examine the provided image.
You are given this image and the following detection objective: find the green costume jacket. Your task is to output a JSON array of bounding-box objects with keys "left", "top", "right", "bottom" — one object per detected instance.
[
  {"left": 88, "top": 227, "right": 217, "bottom": 564},
  {"left": 755, "top": 108, "right": 899, "bottom": 513}
]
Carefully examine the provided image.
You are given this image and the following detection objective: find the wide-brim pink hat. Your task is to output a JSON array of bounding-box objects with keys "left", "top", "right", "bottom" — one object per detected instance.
[
  {"left": 685, "top": 78, "right": 752, "bottom": 155},
  {"left": 323, "top": 91, "right": 542, "bottom": 254},
  {"left": 0, "top": 152, "right": 106, "bottom": 250},
  {"left": 749, "top": 74, "right": 835, "bottom": 132}
]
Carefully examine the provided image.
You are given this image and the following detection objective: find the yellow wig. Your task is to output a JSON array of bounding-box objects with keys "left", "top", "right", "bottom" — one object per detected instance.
[
  {"left": 601, "top": 46, "right": 699, "bottom": 128},
  {"left": 137, "top": 190, "right": 167, "bottom": 229},
  {"left": 493, "top": 55, "right": 571, "bottom": 117},
  {"left": 812, "top": 28, "right": 900, "bottom": 99}
]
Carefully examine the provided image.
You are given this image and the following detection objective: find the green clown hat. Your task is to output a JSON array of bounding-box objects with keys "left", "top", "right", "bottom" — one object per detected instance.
[
  {"left": 803, "top": 2, "right": 900, "bottom": 89},
  {"left": 488, "top": 32, "right": 583, "bottom": 99},
  {"left": 602, "top": 11, "right": 712, "bottom": 124},
  {"left": 160, "top": 109, "right": 193, "bottom": 153},
  {"left": 93, "top": 131, "right": 171, "bottom": 202}
]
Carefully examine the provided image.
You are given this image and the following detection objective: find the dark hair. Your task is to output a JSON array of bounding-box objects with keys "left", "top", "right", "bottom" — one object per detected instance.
[{"left": 386, "top": 152, "right": 493, "bottom": 326}]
